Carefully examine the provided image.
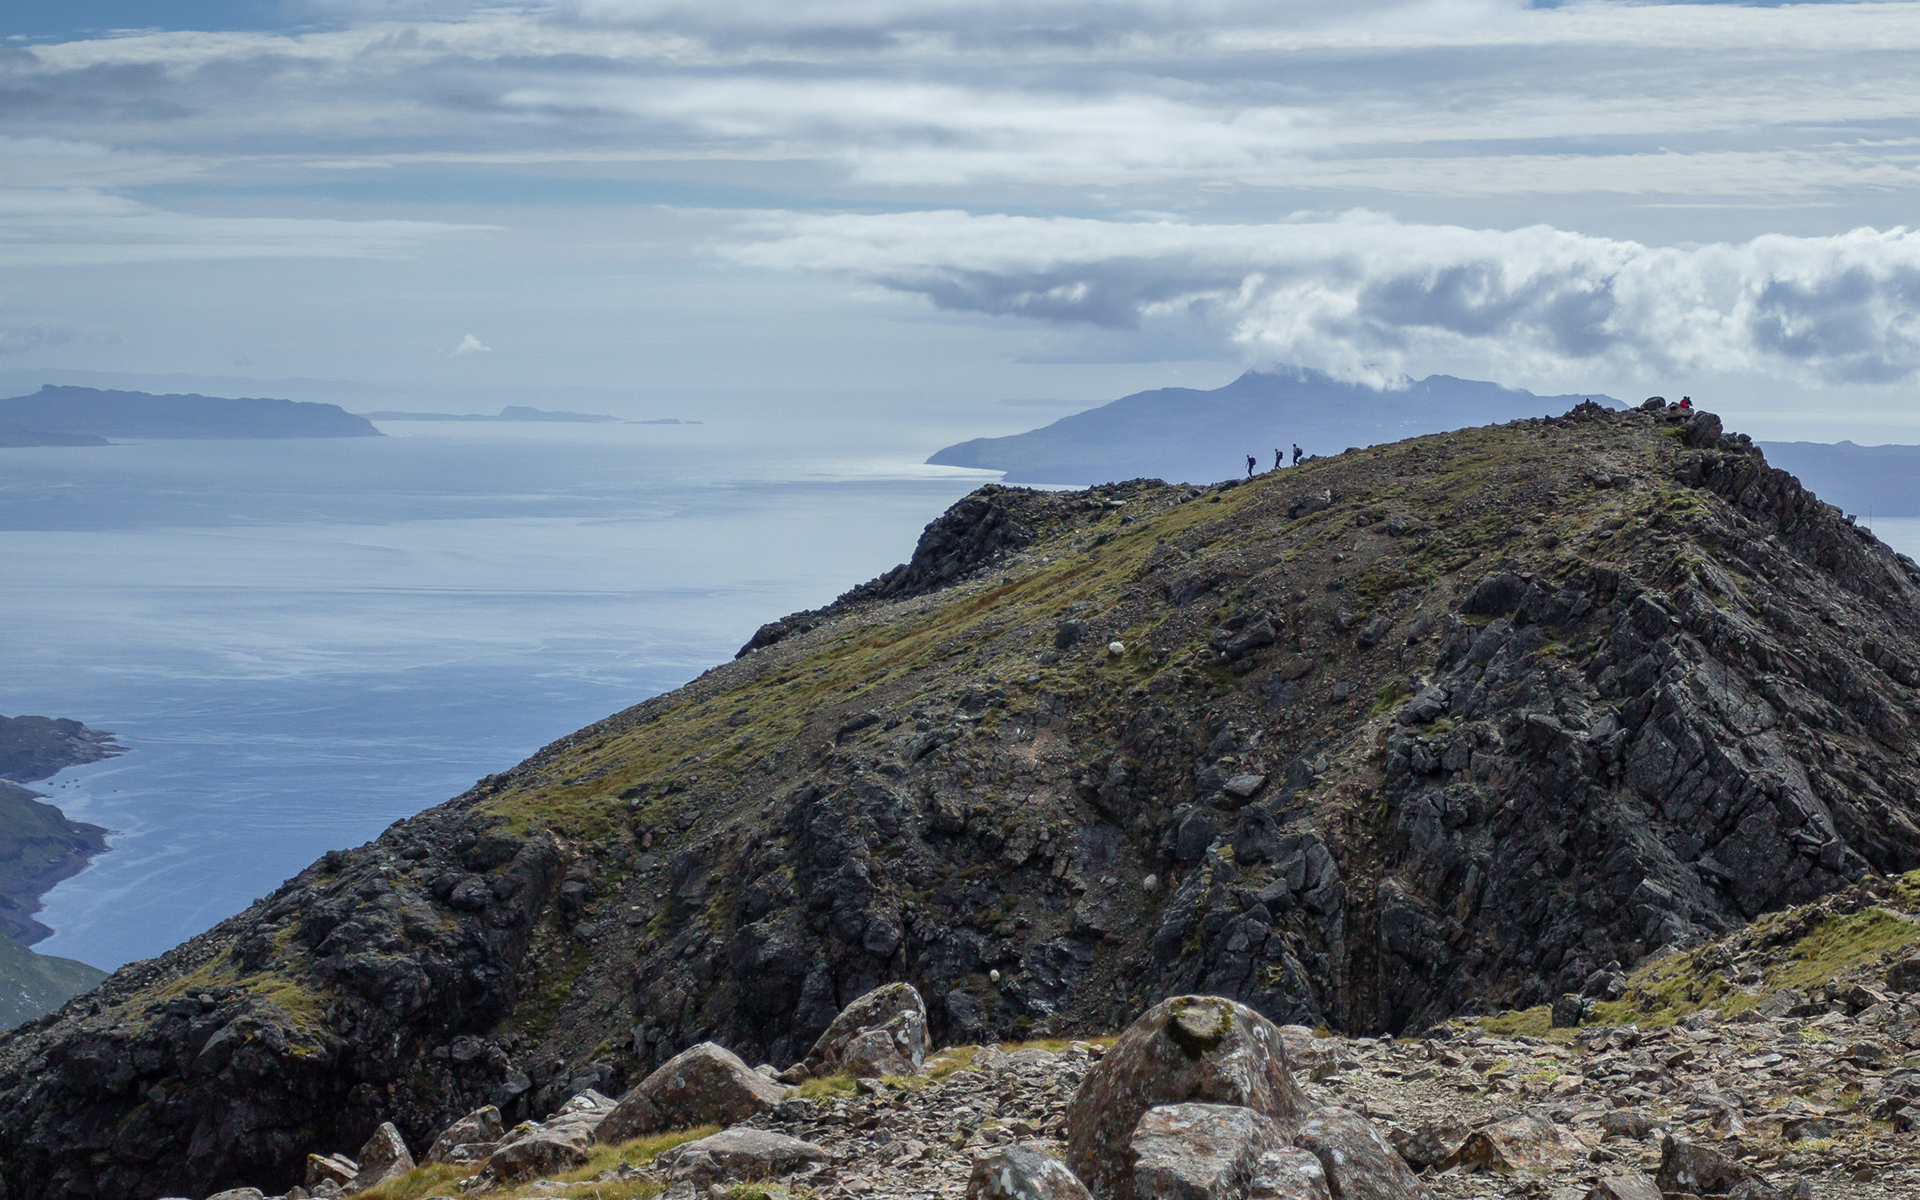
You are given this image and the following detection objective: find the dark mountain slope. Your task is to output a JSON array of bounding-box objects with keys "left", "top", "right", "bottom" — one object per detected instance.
[
  {"left": 7, "top": 401, "right": 1920, "bottom": 1198},
  {"left": 927, "top": 367, "right": 1615, "bottom": 484},
  {"left": 0, "top": 386, "right": 379, "bottom": 441}
]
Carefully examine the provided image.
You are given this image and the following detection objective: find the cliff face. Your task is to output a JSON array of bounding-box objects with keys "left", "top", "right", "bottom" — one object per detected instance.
[{"left": 7, "top": 401, "right": 1920, "bottom": 1199}]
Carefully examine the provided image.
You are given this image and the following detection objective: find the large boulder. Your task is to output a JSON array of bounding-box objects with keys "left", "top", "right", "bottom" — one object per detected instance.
[
  {"left": 347, "top": 1122, "right": 414, "bottom": 1192},
  {"left": 653, "top": 1128, "right": 830, "bottom": 1185},
  {"left": 1066, "top": 996, "right": 1310, "bottom": 1200},
  {"left": 1291, "top": 1107, "right": 1423, "bottom": 1200},
  {"left": 1131, "top": 1103, "right": 1289, "bottom": 1200},
  {"left": 426, "top": 1104, "right": 504, "bottom": 1165},
  {"left": 596, "top": 1043, "right": 787, "bottom": 1143},
  {"left": 804, "top": 982, "right": 931, "bottom": 1077},
  {"left": 967, "top": 1145, "right": 1094, "bottom": 1200}
]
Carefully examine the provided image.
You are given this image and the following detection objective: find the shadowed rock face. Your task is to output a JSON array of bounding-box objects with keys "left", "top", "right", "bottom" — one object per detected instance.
[{"left": 8, "top": 401, "right": 1920, "bottom": 1199}]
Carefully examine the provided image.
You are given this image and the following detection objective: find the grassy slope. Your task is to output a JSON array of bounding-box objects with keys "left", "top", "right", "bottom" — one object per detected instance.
[{"left": 0, "top": 932, "right": 105, "bottom": 1031}]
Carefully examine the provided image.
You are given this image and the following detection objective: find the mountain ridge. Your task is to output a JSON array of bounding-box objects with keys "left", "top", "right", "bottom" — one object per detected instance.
[
  {"left": 8, "top": 400, "right": 1920, "bottom": 1198},
  {"left": 927, "top": 367, "right": 1619, "bottom": 485}
]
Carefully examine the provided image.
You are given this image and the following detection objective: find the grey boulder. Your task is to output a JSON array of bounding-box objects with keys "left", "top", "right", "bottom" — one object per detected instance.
[
  {"left": 967, "top": 1144, "right": 1093, "bottom": 1200},
  {"left": 1291, "top": 1107, "right": 1424, "bottom": 1200},
  {"left": 426, "top": 1103, "right": 504, "bottom": 1165},
  {"left": 596, "top": 1042, "right": 787, "bottom": 1142},
  {"left": 304, "top": 1153, "right": 356, "bottom": 1190},
  {"left": 1066, "top": 995, "right": 1310, "bottom": 1200},
  {"left": 805, "top": 982, "right": 931, "bottom": 1078},
  {"left": 1131, "top": 1103, "right": 1289, "bottom": 1200}
]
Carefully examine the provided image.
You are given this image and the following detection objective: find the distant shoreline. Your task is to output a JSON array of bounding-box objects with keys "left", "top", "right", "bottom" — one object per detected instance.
[
  {"left": 360, "top": 405, "right": 701, "bottom": 425},
  {"left": 0, "top": 717, "right": 126, "bottom": 945}
]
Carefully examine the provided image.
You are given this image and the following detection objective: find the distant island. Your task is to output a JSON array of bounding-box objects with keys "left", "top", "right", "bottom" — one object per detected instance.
[
  {"left": 0, "top": 386, "right": 380, "bottom": 444},
  {"left": 359, "top": 405, "right": 699, "bottom": 425},
  {"left": 0, "top": 715, "right": 124, "bottom": 946},
  {"left": 929, "top": 367, "right": 1618, "bottom": 485}
]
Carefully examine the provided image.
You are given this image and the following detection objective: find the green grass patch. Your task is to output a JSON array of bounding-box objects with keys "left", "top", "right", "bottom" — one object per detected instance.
[
  {"left": 1472, "top": 1006, "right": 1553, "bottom": 1038},
  {"left": 795, "top": 1072, "right": 857, "bottom": 1099}
]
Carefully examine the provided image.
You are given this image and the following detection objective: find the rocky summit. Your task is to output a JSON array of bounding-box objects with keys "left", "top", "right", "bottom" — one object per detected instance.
[{"left": 6, "top": 398, "right": 1920, "bottom": 1199}]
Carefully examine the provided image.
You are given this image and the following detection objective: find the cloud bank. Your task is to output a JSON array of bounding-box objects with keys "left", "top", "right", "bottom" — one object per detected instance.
[{"left": 728, "top": 211, "right": 1920, "bottom": 387}]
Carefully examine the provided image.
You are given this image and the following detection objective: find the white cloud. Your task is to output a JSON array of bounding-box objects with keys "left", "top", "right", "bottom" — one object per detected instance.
[
  {"left": 726, "top": 210, "right": 1920, "bottom": 387},
  {"left": 0, "top": 189, "right": 491, "bottom": 266},
  {"left": 450, "top": 333, "right": 492, "bottom": 356}
]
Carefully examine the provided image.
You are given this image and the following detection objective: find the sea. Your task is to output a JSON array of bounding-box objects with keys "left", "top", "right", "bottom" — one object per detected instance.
[{"left": 1, "top": 416, "right": 999, "bottom": 970}]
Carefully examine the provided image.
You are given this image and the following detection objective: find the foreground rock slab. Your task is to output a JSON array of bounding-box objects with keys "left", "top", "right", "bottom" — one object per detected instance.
[
  {"left": 1290, "top": 1106, "right": 1423, "bottom": 1200},
  {"left": 348, "top": 1122, "right": 413, "bottom": 1192},
  {"left": 1131, "top": 1102, "right": 1287, "bottom": 1200}
]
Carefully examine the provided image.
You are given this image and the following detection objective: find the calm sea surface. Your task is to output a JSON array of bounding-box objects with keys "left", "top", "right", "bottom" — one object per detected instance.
[{"left": 2, "top": 419, "right": 995, "bottom": 969}]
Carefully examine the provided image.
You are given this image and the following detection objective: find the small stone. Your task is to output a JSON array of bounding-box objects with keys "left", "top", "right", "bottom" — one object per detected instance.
[
  {"left": 1583, "top": 1177, "right": 1662, "bottom": 1200},
  {"left": 1222, "top": 774, "right": 1268, "bottom": 800},
  {"left": 205, "top": 1190, "right": 266, "bottom": 1200},
  {"left": 427, "top": 1104, "right": 504, "bottom": 1165},
  {"left": 1108, "top": 641, "right": 1127, "bottom": 656},
  {"left": 1655, "top": 1135, "right": 1767, "bottom": 1196},
  {"left": 1142, "top": 875, "right": 1159, "bottom": 893}
]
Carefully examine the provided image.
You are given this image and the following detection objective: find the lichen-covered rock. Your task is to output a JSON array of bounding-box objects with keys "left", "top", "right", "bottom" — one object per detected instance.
[
  {"left": 1066, "top": 996, "right": 1309, "bottom": 1200},
  {"left": 1386, "top": 1117, "right": 1468, "bottom": 1170},
  {"left": 1291, "top": 1107, "right": 1423, "bottom": 1200},
  {"left": 596, "top": 1042, "right": 786, "bottom": 1143},
  {"left": 653, "top": 1128, "right": 829, "bottom": 1185},
  {"left": 1442, "top": 1112, "right": 1586, "bottom": 1173},
  {"left": 1248, "top": 1148, "right": 1332, "bottom": 1200},
  {"left": 426, "top": 1104, "right": 503, "bottom": 1165},
  {"left": 966, "top": 1144, "right": 1094, "bottom": 1200},
  {"left": 1131, "top": 1103, "right": 1288, "bottom": 1200},
  {"left": 347, "top": 1122, "right": 413, "bottom": 1192},
  {"left": 485, "top": 1122, "right": 595, "bottom": 1182},
  {"left": 805, "top": 982, "right": 931, "bottom": 1077}
]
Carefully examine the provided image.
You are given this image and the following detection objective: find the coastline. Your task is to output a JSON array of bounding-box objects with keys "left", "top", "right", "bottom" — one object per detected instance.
[{"left": 0, "top": 717, "right": 125, "bottom": 945}]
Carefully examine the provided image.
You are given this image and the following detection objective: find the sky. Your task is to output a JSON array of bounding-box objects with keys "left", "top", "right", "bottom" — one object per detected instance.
[{"left": 7, "top": 1, "right": 1920, "bottom": 439}]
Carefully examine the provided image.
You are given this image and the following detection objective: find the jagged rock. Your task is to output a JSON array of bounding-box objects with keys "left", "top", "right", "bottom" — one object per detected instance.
[
  {"left": 1655, "top": 1135, "right": 1768, "bottom": 1195},
  {"left": 805, "top": 982, "right": 931, "bottom": 1077},
  {"left": 347, "top": 1122, "right": 413, "bottom": 1192},
  {"left": 1598, "top": 1110, "right": 1654, "bottom": 1140},
  {"left": 1584, "top": 1175, "right": 1662, "bottom": 1200},
  {"left": 426, "top": 1104, "right": 503, "bottom": 1164},
  {"left": 1291, "top": 1106, "right": 1423, "bottom": 1199},
  {"left": 1443, "top": 1112, "right": 1586, "bottom": 1173},
  {"left": 967, "top": 1144, "right": 1094, "bottom": 1200},
  {"left": 653, "top": 1128, "right": 829, "bottom": 1185},
  {"left": 1131, "top": 1103, "right": 1289, "bottom": 1199},
  {"left": 1067, "top": 996, "right": 1309, "bottom": 1200},
  {"left": 596, "top": 1043, "right": 786, "bottom": 1142},
  {"left": 303, "top": 1153, "right": 356, "bottom": 1190},
  {"left": 1888, "top": 958, "right": 1920, "bottom": 993}
]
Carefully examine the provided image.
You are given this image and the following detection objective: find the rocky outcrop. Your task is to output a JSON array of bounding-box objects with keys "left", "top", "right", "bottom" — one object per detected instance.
[{"left": 10, "top": 402, "right": 1920, "bottom": 1198}]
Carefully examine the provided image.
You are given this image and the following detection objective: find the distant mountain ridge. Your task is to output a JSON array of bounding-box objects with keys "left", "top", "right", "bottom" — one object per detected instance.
[
  {"left": 0, "top": 385, "right": 380, "bottom": 442},
  {"left": 929, "top": 367, "right": 1618, "bottom": 485}
]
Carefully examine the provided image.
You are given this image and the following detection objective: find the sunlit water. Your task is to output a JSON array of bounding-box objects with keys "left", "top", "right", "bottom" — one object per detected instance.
[{"left": 2, "top": 419, "right": 995, "bottom": 968}]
